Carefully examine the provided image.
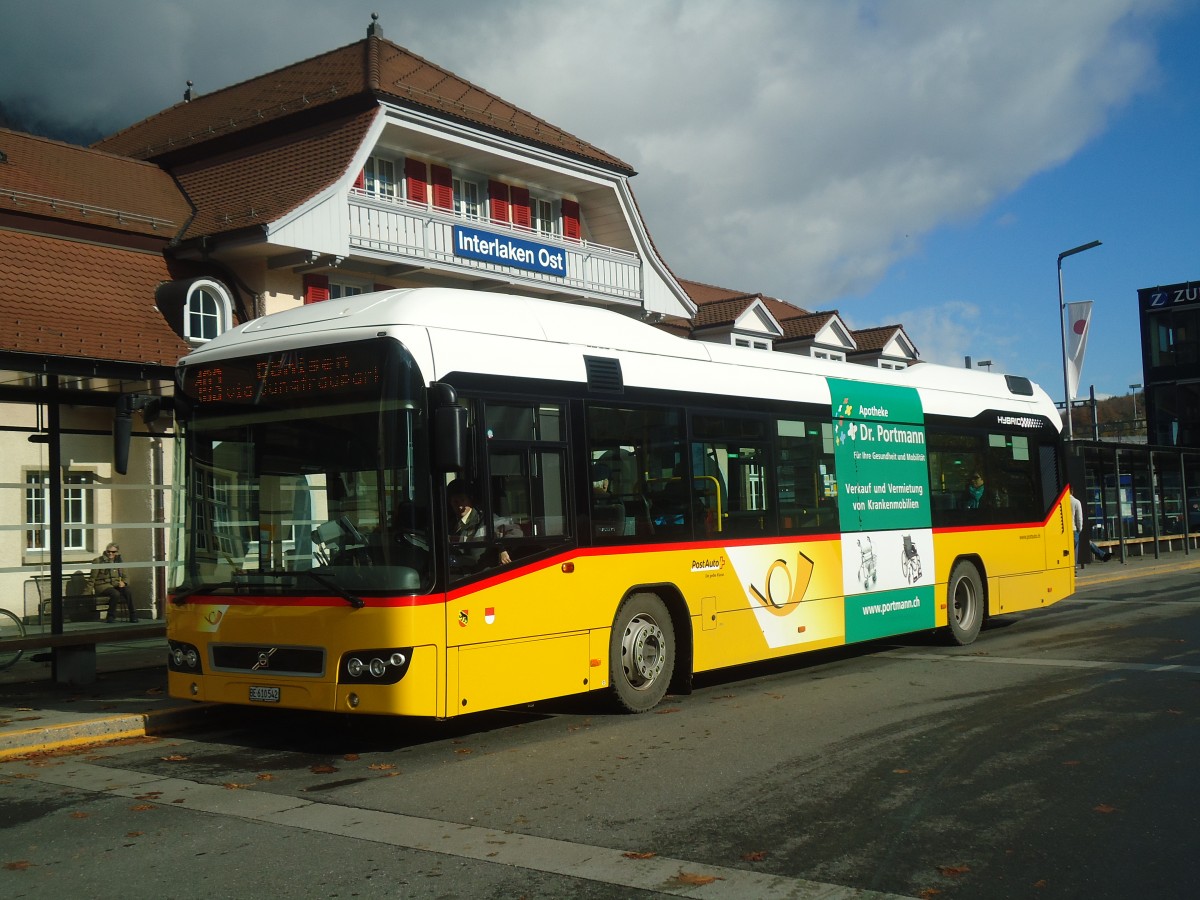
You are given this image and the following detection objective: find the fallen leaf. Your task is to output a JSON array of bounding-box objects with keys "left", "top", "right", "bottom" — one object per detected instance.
[
  {"left": 368, "top": 763, "right": 396, "bottom": 771},
  {"left": 670, "top": 872, "right": 722, "bottom": 887},
  {"left": 1033, "top": 879, "right": 1048, "bottom": 888},
  {"left": 454, "top": 748, "right": 473, "bottom": 755},
  {"left": 256, "top": 773, "right": 275, "bottom": 781},
  {"left": 654, "top": 707, "right": 681, "bottom": 715},
  {"left": 161, "top": 754, "right": 189, "bottom": 762},
  {"left": 4, "top": 861, "right": 33, "bottom": 871},
  {"left": 126, "top": 831, "right": 144, "bottom": 838},
  {"left": 893, "top": 768, "right": 910, "bottom": 774},
  {"left": 1094, "top": 804, "right": 1117, "bottom": 814},
  {"left": 69, "top": 811, "right": 89, "bottom": 820},
  {"left": 937, "top": 865, "right": 971, "bottom": 877},
  {"left": 130, "top": 804, "right": 156, "bottom": 811},
  {"left": 222, "top": 783, "right": 250, "bottom": 790},
  {"left": 622, "top": 851, "right": 657, "bottom": 859},
  {"left": 918, "top": 889, "right": 942, "bottom": 898},
  {"left": 343, "top": 753, "right": 360, "bottom": 761},
  {"left": 742, "top": 850, "right": 767, "bottom": 862},
  {"left": 310, "top": 764, "right": 339, "bottom": 774}
]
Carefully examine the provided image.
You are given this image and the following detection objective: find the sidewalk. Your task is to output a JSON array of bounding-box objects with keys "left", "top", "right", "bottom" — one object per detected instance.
[{"left": 3, "top": 550, "right": 1199, "bottom": 761}]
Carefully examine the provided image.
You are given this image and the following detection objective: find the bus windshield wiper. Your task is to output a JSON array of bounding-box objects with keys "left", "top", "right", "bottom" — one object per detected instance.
[{"left": 266, "top": 568, "right": 365, "bottom": 609}]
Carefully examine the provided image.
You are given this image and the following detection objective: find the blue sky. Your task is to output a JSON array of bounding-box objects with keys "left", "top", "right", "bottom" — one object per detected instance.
[
  {"left": 861, "top": 1, "right": 1200, "bottom": 401},
  {"left": 2, "top": 0, "right": 1196, "bottom": 403}
]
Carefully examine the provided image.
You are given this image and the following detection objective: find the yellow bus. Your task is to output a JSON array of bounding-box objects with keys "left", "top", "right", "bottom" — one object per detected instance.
[{"left": 167, "top": 288, "right": 1074, "bottom": 716}]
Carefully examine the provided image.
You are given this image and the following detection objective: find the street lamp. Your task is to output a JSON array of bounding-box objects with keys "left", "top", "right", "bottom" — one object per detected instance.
[
  {"left": 1058, "top": 240, "right": 1102, "bottom": 440},
  {"left": 977, "top": 360, "right": 993, "bottom": 371},
  {"left": 1130, "top": 383, "right": 1142, "bottom": 430}
]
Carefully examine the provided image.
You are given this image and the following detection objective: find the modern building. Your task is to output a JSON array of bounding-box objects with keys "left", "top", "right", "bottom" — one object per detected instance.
[{"left": 1138, "top": 279, "right": 1200, "bottom": 447}]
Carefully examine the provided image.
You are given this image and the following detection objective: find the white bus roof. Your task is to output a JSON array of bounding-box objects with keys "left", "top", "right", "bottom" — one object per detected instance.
[{"left": 182, "top": 287, "right": 1061, "bottom": 426}]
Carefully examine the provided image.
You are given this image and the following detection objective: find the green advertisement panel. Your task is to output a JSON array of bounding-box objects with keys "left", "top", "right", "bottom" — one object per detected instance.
[
  {"left": 829, "top": 378, "right": 936, "bottom": 640},
  {"left": 829, "top": 379, "right": 931, "bottom": 533}
]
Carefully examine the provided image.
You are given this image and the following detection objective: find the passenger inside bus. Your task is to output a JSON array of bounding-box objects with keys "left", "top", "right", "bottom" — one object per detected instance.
[{"left": 591, "top": 463, "right": 626, "bottom": 537}]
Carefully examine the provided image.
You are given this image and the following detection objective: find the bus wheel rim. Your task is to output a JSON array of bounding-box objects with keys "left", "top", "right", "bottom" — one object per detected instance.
[{"left": 623, "top": 614, "right": 665, "bottom": 688}]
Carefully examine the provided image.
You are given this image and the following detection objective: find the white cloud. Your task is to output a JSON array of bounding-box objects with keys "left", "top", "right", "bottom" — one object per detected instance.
[{"left": 2, "top": 0, "right": 1171, "bottom": 316}]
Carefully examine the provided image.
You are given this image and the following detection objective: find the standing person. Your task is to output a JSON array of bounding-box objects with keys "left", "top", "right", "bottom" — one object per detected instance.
[
  {"left": 92, "top": 543, "right": 137, "bottom": 622},
  {"left": 1071, "top": 492, "right": 1084, "bottom": 569},
  {"left": 1071, "top": 491, "right": 1112, "bottom": 565}
]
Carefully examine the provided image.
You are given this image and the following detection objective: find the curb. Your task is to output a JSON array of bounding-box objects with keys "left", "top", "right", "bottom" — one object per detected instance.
[
  {"left": 0, "top": 702, "right": 225, "bottom": 762},
  {"left": 1077, "top": 557, "right": 1200, "bottom": 588}
]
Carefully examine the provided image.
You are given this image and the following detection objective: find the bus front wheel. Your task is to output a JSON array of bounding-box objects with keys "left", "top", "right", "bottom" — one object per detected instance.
[
  {"left": 945, "top": 561, "right": 984, "bottom": 646},
  {"left": 610, "top": 593, "right": 675, "bottom": 713}
]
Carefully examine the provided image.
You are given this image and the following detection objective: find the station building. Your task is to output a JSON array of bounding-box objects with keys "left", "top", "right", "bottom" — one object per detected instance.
[{"left": 0, "top": 16, "right": 917, "bottom": 676}]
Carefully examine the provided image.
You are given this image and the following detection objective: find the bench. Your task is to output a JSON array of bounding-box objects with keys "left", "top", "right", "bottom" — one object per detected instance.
[
  {"left": 26, "top": 574, "right": 119, "bottom": 624},
  {"left": 1094, "top": 533, "right": 1200, "bottom": 558}
]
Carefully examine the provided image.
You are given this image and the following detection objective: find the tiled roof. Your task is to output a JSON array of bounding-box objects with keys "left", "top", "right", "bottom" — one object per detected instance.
[
  {"left": 0, "top": 128, "right": 192, "bottom": 239},
  {"left": 94, "top": 36, "right": 632, "bottom": 174},
  {"left": 679, "top": 278, "right": 809, "bottom": 324},
  {"left": 779, "top": 311, "right": 840, "bottom": 341},
  {"left": 851, "top": 325, "right": 911, "bottom": 354},
  {"left": 172, "top": 108, "right": 378, "bottom": 238},
  {"left": 0, "top": 228, "right": 188, "bottom": 366},
  {"left": 692, "top": 295, "right": 761, "bottom": 328}
]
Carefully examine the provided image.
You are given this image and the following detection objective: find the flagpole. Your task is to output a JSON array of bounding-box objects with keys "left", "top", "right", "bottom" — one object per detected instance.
[{"left": 1057, "top": 241, "right": 1101, "bottom": 440}]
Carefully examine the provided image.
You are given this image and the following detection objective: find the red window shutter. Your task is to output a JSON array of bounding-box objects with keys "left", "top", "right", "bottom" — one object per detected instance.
[
  {"left": 509, "top": 186, "right": 531, "bottom": 230},
  {"left": 488, "top": 180, "right": 510, "bottom": 224},
  {"left": 405, "top": 158, "right": 428, "bottom": 205},
  {"left": 430, "top": 165, "right": 453, "bottom": 210},
  {"left": 303, "top": 274, "right": 330, "bottom": 305},
  {"left": 561, "top": 199, "right": 581, "bottom": 240},
  {"left": 354, "top": 168, "right": 365, "bottom": 190}
]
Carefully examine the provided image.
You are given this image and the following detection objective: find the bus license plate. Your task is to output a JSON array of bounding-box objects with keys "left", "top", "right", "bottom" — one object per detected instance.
[{"left": 249, "top": 686, "right": 280, "bottom": 703}]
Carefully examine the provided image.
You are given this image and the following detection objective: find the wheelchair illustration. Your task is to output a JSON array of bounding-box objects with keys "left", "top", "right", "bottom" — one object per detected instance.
[
  {"left": 901, "top": 534, "right": 923, "bottom": 584},
  {"left": 857, "top": 537, "right": 877, "bottom": 589}
]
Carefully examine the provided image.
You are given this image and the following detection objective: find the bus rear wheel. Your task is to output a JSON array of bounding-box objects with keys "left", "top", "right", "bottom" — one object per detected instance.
[
  {"left": 610, "top": 593, "right": 675, "bottom": 713},
  {"left": 945, "top": 561, "right": 984, "bottom": 645}
]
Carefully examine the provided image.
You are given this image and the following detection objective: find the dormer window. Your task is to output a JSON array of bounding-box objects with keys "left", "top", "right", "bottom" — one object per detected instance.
[{"left": 185, "top": 279, "right": 232, "bottom": 343}]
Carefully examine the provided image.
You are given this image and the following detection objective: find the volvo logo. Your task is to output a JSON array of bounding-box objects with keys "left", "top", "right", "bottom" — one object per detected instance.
[{"left": 252, "top": 648, "right": 277, "bottom": 671}]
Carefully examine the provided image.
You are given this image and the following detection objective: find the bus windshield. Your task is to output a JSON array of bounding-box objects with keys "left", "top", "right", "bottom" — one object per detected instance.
[{"left": 173, "top": 338, "right": 432, "bottom": 597}]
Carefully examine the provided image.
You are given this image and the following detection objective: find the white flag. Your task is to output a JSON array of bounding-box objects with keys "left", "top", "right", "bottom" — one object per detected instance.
[{"left": 1066, "top": 300, "right": 1093, "bottom": 400}]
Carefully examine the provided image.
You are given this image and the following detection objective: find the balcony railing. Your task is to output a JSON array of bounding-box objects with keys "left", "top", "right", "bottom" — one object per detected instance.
[{"left": 348, "top": 190, "right": 642, "bottom": 302}]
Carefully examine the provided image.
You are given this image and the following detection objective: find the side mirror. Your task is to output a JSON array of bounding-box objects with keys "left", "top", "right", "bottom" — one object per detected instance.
[{"left": 429, "top": 382, "right": 467, "bottom": 473}]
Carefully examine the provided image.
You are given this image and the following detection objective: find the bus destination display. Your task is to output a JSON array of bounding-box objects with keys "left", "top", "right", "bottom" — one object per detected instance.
[{"left": 184, "top": 345, "right": 382, "bottom": 405}]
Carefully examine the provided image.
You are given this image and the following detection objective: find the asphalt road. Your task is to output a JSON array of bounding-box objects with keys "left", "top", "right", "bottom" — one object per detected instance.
[{"left": 2, "top": 570, "right": 1198, "bottom": 899}]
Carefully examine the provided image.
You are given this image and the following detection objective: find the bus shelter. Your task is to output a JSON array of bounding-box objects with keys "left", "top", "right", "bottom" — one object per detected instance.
[{"left": 1070, "top": 439, "right": 1200, "bottom": 563}]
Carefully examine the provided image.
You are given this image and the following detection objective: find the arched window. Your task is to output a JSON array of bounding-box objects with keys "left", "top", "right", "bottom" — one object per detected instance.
[{"left": 185, "top": 279, "right": 232, "bottom": 343}]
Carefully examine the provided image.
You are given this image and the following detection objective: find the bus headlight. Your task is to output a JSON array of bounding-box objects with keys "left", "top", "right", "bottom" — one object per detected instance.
[
  {"left": 168, "top": 640, "right": 203, "bottom": 673},
  {"left": 339, "top": 646, "right": 414, "bottom": 685}
]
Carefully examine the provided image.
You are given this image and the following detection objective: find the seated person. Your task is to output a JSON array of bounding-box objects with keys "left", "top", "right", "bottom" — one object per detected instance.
[
  {"left": 964, "top": 472, "right": 987, "bottom": 509},
  {"left": 591, "top": 463, "right": 626, "bottom": 536},
  {"left": 91, "top": 543, "right": 137, "bottom": 623},
  {"left": 447, "top": 480, "right": 521, "bottom": 569}
]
